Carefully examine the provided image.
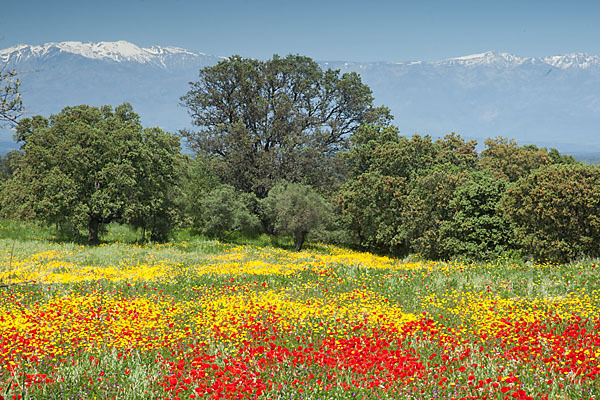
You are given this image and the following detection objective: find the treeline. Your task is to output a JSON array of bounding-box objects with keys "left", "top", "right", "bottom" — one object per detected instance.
[
  {"left": 0, "top": 54, "right": 598, "bottom": 262},
  {"left": 340, "top": 129, "right": 598, "bottom": 262}
]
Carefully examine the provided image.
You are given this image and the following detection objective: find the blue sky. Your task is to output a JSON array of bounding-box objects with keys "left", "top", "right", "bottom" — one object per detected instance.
[{"left": 1, "top": 0, "right": 599, "bottom": 62}]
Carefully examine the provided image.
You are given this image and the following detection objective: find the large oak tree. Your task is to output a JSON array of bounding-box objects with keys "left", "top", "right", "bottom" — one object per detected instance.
[
  {"left": 2, "top": 103, "right": 182, "bottom": 243},
  {"left": 180, "top": 54, "right": 384, "bottom": 199}
]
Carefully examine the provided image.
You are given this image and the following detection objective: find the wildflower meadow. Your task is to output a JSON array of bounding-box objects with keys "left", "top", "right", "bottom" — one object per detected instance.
[{"left": 0, "top": 232, "right": 599, "bottom": 400}]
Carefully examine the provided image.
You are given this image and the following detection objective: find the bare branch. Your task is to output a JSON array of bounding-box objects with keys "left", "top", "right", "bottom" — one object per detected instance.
[{"left": 0, "top": 63, "right": 24, "bottom": 127}]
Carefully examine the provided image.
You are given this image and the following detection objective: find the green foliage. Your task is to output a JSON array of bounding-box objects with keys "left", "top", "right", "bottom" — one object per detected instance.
[
  {"left": 341, "top": 132, "right": 587, "bottom": 261},
  {"left": 339, "top": 172, "right": 407, "bottom": 254},
  {"left": 340, "top": 132, "right": 478, "bottom": 255},
  {"left": 432, "top": 132, "right": 479, "bottom": 171},
  {"left": 341, "top": 132, "right": 592, "bottom": 261},
  {"left": 0, "top": 150, "right": 22, "bottom": 181},
  {"left": 547, "top": 148, "right": 576, "bottom": 164},
  {"left": 125, "top": 127, "right": 185, "bottom": 242},
  {"left": 439, "top": 170, "right": 513, "bottom": 261},
  {"left": 365, "top": 134, "right": 439, "bottom": 178},
  {"left": 501, "top": 163, "right": 600, "bottom": 262},
  {"left": 1, "top": 103, "right": 182, "bottom": 243},
  {"left": 479, "top": 137, "right": 565, "bottom": 182},
  {"left": 402, "top": 166, "right": 468, "bottom": 259},
  {"left": 180, "top": 156, "right": 220, "bottom": 228},
  {"left": 264, "top": 182, "right": 333, "bottom": 251},
  {"left": 0, "top": 66, "right": 23, "bottom": 126},
  {"left": 180, "top": 54, "right": 383, "bottom": 199},
  {"left": 345, "top": 123, "right": 401, "bottom": 178},
  {"left": 198, "top": 185, "right": 259, "bottom": 239}
]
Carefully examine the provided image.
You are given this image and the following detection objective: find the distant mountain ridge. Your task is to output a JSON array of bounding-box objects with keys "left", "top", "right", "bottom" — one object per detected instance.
[
  {"left": 0, "top": 40, "right": 223, "bottom": 70},
  {"left": 437, "top": 51, "right": 600, "bottom": 69},
  {"left": 2, "top": 41, "right": 600, "bottom": 155},
  {"left": 4, "top": 42, "right": 600, "bottom": 70}
]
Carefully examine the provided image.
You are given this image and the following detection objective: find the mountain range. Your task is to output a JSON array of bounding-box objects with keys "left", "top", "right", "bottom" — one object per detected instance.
[{"left": 2, "top": 40, "right": 600, "bottom": 157}]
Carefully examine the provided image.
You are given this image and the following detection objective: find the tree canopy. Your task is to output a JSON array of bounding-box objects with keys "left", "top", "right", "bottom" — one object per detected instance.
[
  {"left": 479, "top": 137, "right": 574, "bottom": 182},
  {"left": 125, "top": 127, "right": 185, "bottom": 242},
  {"left": 501, "top": 163, "right": 600, "bottom": 262},
  {"left": 1, "top": 103, "right": 182, "bottom": 243},
  {"left": 439, "top": 170, "right": 513, "bottom": 260},
  {"left": 339, "top": 132, "right": 478, "bottom": 255},
  {"left": 180, "top": 54, "right": 384, "bottom": 199}
]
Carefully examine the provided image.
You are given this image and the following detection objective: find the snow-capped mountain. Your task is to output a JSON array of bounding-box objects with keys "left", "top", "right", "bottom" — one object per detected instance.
[
  {"left": 436, "top": 51, "right": 530, "bottom": 67},
  {"left": 432, "top": 51, "right": 600, "bottom": 69},
  {"left": 2, "top": 41, "right": 600, "bottom": 156},
  {"left": 0, "top": 40, "right": 221, "bottom": 69},
  {"left": 541, "top": 53, "right": 600, "bottom": 69}
]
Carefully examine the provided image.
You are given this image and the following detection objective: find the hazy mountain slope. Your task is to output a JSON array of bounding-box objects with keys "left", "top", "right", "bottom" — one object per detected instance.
[
  {"left": 328, "top": 53, "right": 600, "bottom": 152},
  {"left": 2, "top": 42, "right": 599, "bottom": 155}
]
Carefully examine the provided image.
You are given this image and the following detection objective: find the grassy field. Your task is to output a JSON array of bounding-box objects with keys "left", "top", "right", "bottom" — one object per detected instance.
[{"left": 0, "top": 223, "right": 599, "bottom": 399}]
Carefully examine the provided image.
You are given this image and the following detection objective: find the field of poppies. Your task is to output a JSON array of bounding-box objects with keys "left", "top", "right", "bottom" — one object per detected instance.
[{"left": 0, "top": 233, "right": 599, "bottom": 400}]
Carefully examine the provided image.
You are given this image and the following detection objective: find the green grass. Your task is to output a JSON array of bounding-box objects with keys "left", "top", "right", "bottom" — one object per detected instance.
[{"left": 0, "top": 219, "right": 55, "bottom": 241}]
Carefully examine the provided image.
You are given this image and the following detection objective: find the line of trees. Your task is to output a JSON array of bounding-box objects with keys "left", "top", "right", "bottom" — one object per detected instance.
[
  {"left": 1, "top": 54, "right": 599, "bottom": 262},
  {"left": 339, "top": 129, "right": 597, "bottom": 262}
]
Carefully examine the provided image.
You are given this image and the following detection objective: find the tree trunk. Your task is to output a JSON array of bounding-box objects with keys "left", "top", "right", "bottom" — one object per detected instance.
[
  {"left": 88, "top": 216, "right": 100, "bottom": 245},
  {"left": 261, "top": 216, "right": 275, "bottom": 235},
  {"left": 294, "top": 231, "right": 306, "bottom": 252}
]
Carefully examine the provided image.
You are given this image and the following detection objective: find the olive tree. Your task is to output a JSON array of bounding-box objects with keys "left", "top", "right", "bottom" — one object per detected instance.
[{"left": 265, "top": 182, "right": 332, "bottom": 251}]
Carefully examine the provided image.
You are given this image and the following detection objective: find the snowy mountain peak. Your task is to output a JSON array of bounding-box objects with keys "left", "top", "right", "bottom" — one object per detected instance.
[
  {"left": 2, "top": 41, "right": 599, "bottom": 71},
  {"left": 436, "top": 50, "right": 600, "bottom": 69},
  {"left": 440, "top": 51, "right": 526, "bottom": 67},
  {"left": 144, "top": 45, "right": 199, "bottom": 57},
  {"left": 541, "top": 53, "right": 600, "bottom": 69},
  {"left": 0, "top": 40, "right": 215, "bottom": 67},
  {"left": 55, "top": 40, "right": 148, "bottom": 62}
]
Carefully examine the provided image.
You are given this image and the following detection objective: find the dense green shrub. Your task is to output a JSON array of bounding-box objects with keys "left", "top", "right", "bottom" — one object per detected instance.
[
  {"left": 402, "top": 166, "right": 468, "bottom": 259},
  {"left": 180, "top": 157, "right": 220, "bottom": 228},
  {"left": 198, "top": 185, "right": 259, "bottom": 239},
  {"left": 501, "top": 163, "right": 600, "bottom": 262},
  {"left": 339, "top": 172, "right": 407, "bottom": 254},
  {"left": 125, "top": 127, "right": 185, "bottom": 243},
  {"left": 479, "top": 137, "right": 575, "bottom": 182},
  {"left": 439, "top": 170, "right": 513, "bottom": 261},
  {"left": 0, "top": 150, "right": 22, "bottom": 181},
  {"left": 340, "top": 132, "right": 477, "bottom": 256}
]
